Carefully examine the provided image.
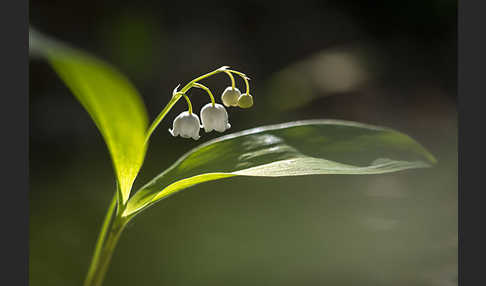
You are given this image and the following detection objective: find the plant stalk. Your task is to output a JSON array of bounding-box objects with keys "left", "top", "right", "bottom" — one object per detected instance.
[
  {"left": 83, "top": 66, "right": 245, "bottom": 285},
  {"left": 84, "top": 194, "right": 128, "bottom": 286}
]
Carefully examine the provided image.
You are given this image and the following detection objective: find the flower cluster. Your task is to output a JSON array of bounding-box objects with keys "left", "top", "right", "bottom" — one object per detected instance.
[{"left": 166, "top": 66, "right": 253, "bottom": 140}]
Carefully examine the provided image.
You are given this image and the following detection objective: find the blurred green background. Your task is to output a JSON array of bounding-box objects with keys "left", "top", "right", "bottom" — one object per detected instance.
[{"left": 29, "top": 0, "right": 457, "bottom": 285}]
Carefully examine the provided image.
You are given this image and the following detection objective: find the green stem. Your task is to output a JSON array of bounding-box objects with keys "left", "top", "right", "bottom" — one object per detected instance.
[
  {"left": 182, "top": 94, "right": 193, "bottom": 114},
  {"left": 145, "top": 96, "right": 179, "bottom": 144},
  {"left": 84, "top": 194, "right": 117, "bottom": 286},
  {"left": 224, "top": 70, "right": 236, "bottom": 89},
  {"left": 192, "top": 82, "right": 216, "bottom": 106},
  {"left": 179, "top": 66, "right": 229, "bottom": 94},
  {"left": 84, "top": 195, "right": 128, "bottom": 286},
  {"left": 227, "top": 69, "right": 250, "bottom": 94}
]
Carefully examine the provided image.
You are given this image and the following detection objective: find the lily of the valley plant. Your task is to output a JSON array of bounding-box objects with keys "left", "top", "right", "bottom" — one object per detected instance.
[{"left": 29, "top": 28, "right": 436, "bottom": 286}]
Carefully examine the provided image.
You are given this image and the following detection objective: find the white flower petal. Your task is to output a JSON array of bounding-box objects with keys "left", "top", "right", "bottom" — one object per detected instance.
[
  {"left": 200, "top": 103, "right": 231, "bottom": 133},
  {"left": 169, "top": 111, "right": 201, "bottom": 140}
]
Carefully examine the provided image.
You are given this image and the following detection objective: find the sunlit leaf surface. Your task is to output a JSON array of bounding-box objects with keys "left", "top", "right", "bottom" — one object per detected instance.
[
  {"left": 125, "top": 120, "right": 436, "bottom": 216},
  {"left": 30, "top": 29, "right": 149, "bottom": 203}
]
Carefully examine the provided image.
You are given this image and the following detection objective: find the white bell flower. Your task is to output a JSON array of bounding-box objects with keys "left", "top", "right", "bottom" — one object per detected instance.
[
  {"left": 200, "top": 103, "right": 231, "bottom": 133},
  {"left": 221, "top": 86, "right": 241, "bottom": 107},
  {"left": 169, "top": 111, "right": 201, "bottom": 140}
]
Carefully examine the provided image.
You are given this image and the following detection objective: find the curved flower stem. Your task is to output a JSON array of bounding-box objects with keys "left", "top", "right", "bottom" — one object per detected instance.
[
  {"left": 145, "top": 66, "right": 230, "bottom": 143},
  {"left": 182, "top": 94, "right": 193, "bottom": 114},
  {"left": 192, "top": 82, "right": 216, "bottom": 106},
  {"left": 179, "top": 66, "right": 229, "bottom": 94},
  {"left": 145, "top": 96, "right": 179, "bottom": 144},
  {"left": 224, "top": 70, "right": 236, "bottom": 89},
  {"left": 226, "top": 70, "right": 250, "bottom": 94}
]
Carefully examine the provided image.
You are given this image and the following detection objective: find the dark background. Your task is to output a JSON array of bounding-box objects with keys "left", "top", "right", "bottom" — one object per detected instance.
[{"left": 29, "top": 1, "right": 457, "bottom": 285}]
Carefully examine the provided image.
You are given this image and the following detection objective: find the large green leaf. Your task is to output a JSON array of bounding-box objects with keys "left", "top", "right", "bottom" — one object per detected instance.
[
  {"left": 30, "top": 29, "right": 149, "bottom": 203},
  {"left": 124, "top": 120, "right": 436, "bottom": 217}
]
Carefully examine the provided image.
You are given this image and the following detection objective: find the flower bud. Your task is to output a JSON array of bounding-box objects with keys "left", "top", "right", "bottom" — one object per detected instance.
[
  {"left": 221, "top": 87, "right": 241, "bottom": 107},
  {"left": 200, "top": 103, "right": 231, "bottom": 133},
  {"left": 169, "top": 111, "right": 201, "bottom": 140},
  {"left": 237, "top": 93, "right": 253, "bottom": 108}
]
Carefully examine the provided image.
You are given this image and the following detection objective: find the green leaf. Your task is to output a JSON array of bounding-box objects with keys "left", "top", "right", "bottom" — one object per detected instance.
[
  {"left": 29, "top": 29, "right": 149, "bottom": 204},
  {"left": 124, "top": 120, "right": 436, "bottom": 217}
]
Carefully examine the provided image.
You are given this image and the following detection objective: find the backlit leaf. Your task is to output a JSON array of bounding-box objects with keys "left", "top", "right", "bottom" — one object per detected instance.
[
  {"left": 124, "top": 120, "right": 435, "bottom": 217},
  {"left": 30, "top": 29, "right": 149, "bottom": 203}
]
